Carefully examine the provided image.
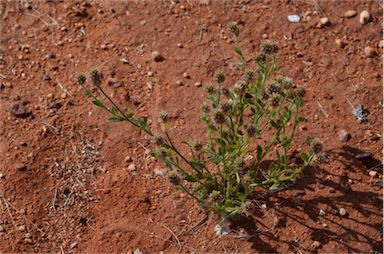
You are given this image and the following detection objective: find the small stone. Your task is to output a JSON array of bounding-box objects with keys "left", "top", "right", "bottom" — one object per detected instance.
[
  {"left": 152, "top": 51, "right": 164, "bottom": 62},
  {"left": 133, "top": 249, "right": 143, "bottom": 254},
  {"left": 124, "top": 155, "right": 132, "bottom": 163},
  {"left": 154, "top": 168, "right": 167, "bottom": 176},
  {"left": 177, "top": 43, "right": 183, "bottom": 48},
  {"left": 147, "top": 71, "right": 154, "bottom": 77},
  {"left": 299, "top": 125, "right": 307, "bottom": 131},
  {"left": 24, "top": 233, "right": 31, "bottom": 239},
  {"left": 11, "top": 103, "right": 31, "bottom": 118},
  {"left": 319, "top": 209, "right": 326, "bottom": 216},
  {"left": 319, "top": 17, "right": 331, "bottom": 26},
  {"left": 335, "top": 39, "right": 347, "bottom": 48},
  {"left": 0, "top": 225, "right": 4, "bottom": 232},
  {"left": 15, "top": 163, "right": 27, "bottom": 171},
  {"left": 312, "top": 241, "right": 321, "bottom": 249},
  {"left": 60, "top": 93, "right": 67, "bottom": 99},
  {"left": 359, "top": 10, "right": 372, "bottom": 24},
  {"left": 379, "top": 40, "right": 383, "bottom": 49},
  {"left": 321, "top": 223, "right": 328, "bottom": 228},
  {"left": 339, "top": 129, "right": 350, "bottom": 141},
  {"left": 369, "top": 170, "right": 377, "bottom": 178},
  {"left": 47, "top": 93, "right": 53, "bottom": 99},
  {"left": 194, "top": 82, "right": 202, "bottom": 87},
  {"left": 18, "top": 225, "right": 26, "bottom": 231},
  {"left": 107, "top": 78, "right": 122, "bottom": 88},
  {"left": 0, "top": 172, "right": 4, "bottom": 178},
  {"left": 24, "top": 238, "right": 32, "bottom": 243},
  {"left": 175, "top": 80, "right": 183, "bottom": 86},
  {"left": 287, "top": 14, "right": 300, "bottom": 23},
  {"left": 101, "top": 44, "right": 108, "bottom": 50},
  {"left": 182, "top": 72, "right": 190, "bottom": 79},
  {"left": 344, "top": 10, "right": 357, "bottom": 18},
  {"left": 364, "top": 46, "right": 376, "bottom": 57},
  {"left": 140, "top": 20, "right": 146, "bottom": 25},
  {"left": 49, "top": 101, "right": 62, "bottom": 109},
  {"left": 338, "top": 208, "right": 347, "bottom": 216},
  {"left": 70, "top": 241, "right": 78, "bottom": 249},
  {"left": 128, "top": 163, "right": 136, "bottom": 171}
]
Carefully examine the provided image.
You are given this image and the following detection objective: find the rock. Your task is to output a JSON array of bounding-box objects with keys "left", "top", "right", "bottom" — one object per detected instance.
[
  {"left": 364, "top": 46, "right": 376, "bottom": 57},
  {"left": 15, "top": 163, "right": 27, "bottom": 171},
  {"left": 355, "top": 152, "right": 372, "bottom": 159},
  {"left": 0, "top": 225, "right": 4, "bottom": 232},
  {"left": 319, "top": 17, "right": 331, "bottom": 26},
  {"left": 338, "top": 208, "right": 347, "bottom": 216},
  {"left": 152, "top": 51, "right": 164, "bottom": 62},
  {"left": 369, "top": 170, "right": 377, "bottom": 177},
  {"left": 344, "top": 10, "right": 357, "bottom": 18},
  {"left": 147, "top": 71, "right": 154, "bottom": 77},
  {"left": 199, "top": 0, "right": 210, "bottom": 5},
  {"left": 182, "top": 72, "right": 190, "bottom": 79},
  {"left": 177, "top": 43, "right": 183, "bottom": 48},
  {"left": 312, "top": 240, "right": 321, "bottom": 248},
  {"left": 339, "top": 129, "right": 350, "bottom": 141},
  {"left": 359, "top": 10, "right": 372, "bottom": 24},
  {"left": 175, "top": 80, "right": 183, "bottom": 86},
  {"left": 18, "top": 225, "right": 26, "bottom": 231},
  {"left": 107, "top": 78, "right": 122, "bottom": 88},
  {"left": 133, "top": 249, "right": 143, "bottom": 254},
  {"left": 335, "top": 39, "right": 347, "bottom": 48},
  {"left": 140, "top": 20, "right": 146, "bottom": 25},
  {"left": 70, "top": 241, "right": 78, "bottom": 249},
  {"left": 287, "top": 14, "right": 300, "bottom": 23},
  {"left": 194, "top": 82, "right": 202, "bottom": 87},
  {"left": 11, "top": 103, "right": 31, "bottom": 118},
  {"left": 49, "top": 101, "right": 62, "bottom": 109},
  {"left": 319, "top": 209, "right": 326, "bottom": 216},
  {"left": 379, "top": 40, "right": 383, "bottom": 49},
  {"left": 60, "top": 93, "right": 67, "bottom": 99},
  {"left": 100, "top": 44, "right": 108, "bottom": 50},
  {"left": 128, "top": 163, "right": 136, "bottom": 171},
  {"left": 154, "top": 168, "right": 167, "bottom": 176},
  {"left": 24, "top": 238, "right": 33, "bottom": 243},
  {"left": 0, "top": 172, "right": 4, "bottom": 178},
  {"left": 24, "top": 233, "right": 31, "bottom": 239}
]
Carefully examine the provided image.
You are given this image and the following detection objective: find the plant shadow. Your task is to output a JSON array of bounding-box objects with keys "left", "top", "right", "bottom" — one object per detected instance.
[{"left": 228, "top": 146, "right": 383, "bottom": 253}]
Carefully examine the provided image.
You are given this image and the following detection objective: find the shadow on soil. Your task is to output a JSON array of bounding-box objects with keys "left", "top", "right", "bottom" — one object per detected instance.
[{"left": 229, "top": 146, "right": 383, "bottom": 253}]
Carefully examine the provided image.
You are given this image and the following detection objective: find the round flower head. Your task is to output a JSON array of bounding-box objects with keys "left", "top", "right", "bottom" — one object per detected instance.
[
  {"left": 265, "top": 81, "right": 283, "bottom": 97},
  {"left": 261, "top": 41, "right": 279, "bottom": 55},
  {"left": 269, "top": 93, "right": 281, "bottom": 107},
  {"left": 214, "top": 71, "right": 225, "bottom": 84},
  {"left": 246, "top": 125, "right": 257, "bottom": 137},
  {"left": 214, "top": 111, "right": 225, "bottom": 124},
  {"left": 159, "top": 111, "right": 168, "bottom": 123},
  {"left": 208, "top": 190, "right": 223, "bottom": 205},
  {"left": 221, "top": 100, "right": 233, "bottom": 113},
  {"left": 228, "top": 21, "right": 240, "bottom": 38},
  {"left": 255, "top": 54, "right": 266, "bottom": 65},
  {"left": 90, "top": 69, "right": 102, "bottom": 86},
  {"left": 77, "top": 73, "right": 86, "bottom": 85},
  {"left": 234, "top": 82, "right": 246, "bottom": 94},
  {"left": 221, "top": 87, "right": 231, "bottom": 98},
  {"left": 193, "top": 141, "right": 203, "bottom": 152},
  {"left": 201, "top": 103, "right": 210, "bottom": 113},
  {"left": 206, "top": 84, "right": 215, "bottom": 94},
  {"left": 167, "top": 171, "right": 181, "bottom": 185}
]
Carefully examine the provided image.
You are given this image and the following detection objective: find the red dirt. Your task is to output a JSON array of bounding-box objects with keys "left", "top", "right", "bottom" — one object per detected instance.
[{"left": 0, "top": 0, "right": 382, "bottom": 253}]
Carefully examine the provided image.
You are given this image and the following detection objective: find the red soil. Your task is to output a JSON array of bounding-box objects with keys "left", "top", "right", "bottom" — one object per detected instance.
[{"left": 0, "top": 0, "right": 382, "bottom": 253}]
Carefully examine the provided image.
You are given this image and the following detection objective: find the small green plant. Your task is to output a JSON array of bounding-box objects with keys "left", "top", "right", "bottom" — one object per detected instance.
[{"left": 77, "top": 22, "right": 320, "bottom": 221}]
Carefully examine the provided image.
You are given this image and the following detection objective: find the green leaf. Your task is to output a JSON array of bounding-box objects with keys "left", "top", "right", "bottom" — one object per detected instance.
[
  {"left": 234, "top": 44, "right": 242, "bottom": 56},
  {"left": 107, "top": 116, "right": 123, "bottom": 122},
  {"left": 185, "top": 175, "right": 197, "bottom": 182},
  {"left": 175, "top": 185, "right": 184, "bottom": 191},
  {"left": 300, "top": 152, "right": 309, "bottom": 164},
  {"left": 92, "top": 99, "right": 104, "bottom": 108},
  {"left": 257, "top": 145, "right": 262, "bottom": 161}
]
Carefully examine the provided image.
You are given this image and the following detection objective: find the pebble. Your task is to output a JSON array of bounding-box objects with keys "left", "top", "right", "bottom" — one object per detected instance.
[
  {"left": 154, "top": 168, "right": 167, "bottom": 176},
  {"left": 379, "top": 40, "right": 383, "bottom": 49},
  {"left": 287, "top": 14, "right": 300, "bottom": 23},
  {"left": 128, "top": 163, "right": 136, "bottom": 171},
  {"left": 338, "top": 208, "right": 347, "bottom": 216},
  {"left": 364, "top": 46, "right": 375, "bottom": 57},
  {"left": 175, "top": 80, "right": 183, "bottom": 86},
  {"left": 369, "top": 170, "right": 377, "bottom": 178},
  {"left": 60, "top": 93, "right": 67, "bottom": 99},
  {"left": 0, "top": 172, "right": 4, "bottom": 178},
  {"left": 359, "top": 10, "right": 372, "bottom": 24},
  {"left": 335, "top": 39, "right": 347, "bottom": 48},
  {"left": 147, "top": 71, "right": 154, "bottom": 77},
  {"left": 319, "top": 209, "right": 326, "bottom": 216},
  {"left": 0, "top": 225, "right": 4, "bottom": 232},
  {"left": 140, "top": 20, "right": 146, "bottom": 25},
  {"left": 70, "top": 241, "right": 78, "bottom": 249},
  {"left": 49, "top": 101, "right": 62, "bottom": 109},
  {"left": 319, "top": 17, "right": 331, "bottom": 26},
  {"left": 107, "top": 78, "right": 122, "bottom": 88},
  {"left": 101, "top": 44, "right": 108, "bottom": 50},
  {"left": 182, "top": 72, "right": 190, "bottom": 79},
  {"left": 312, "top": 241, "right": 321, "bottom": 248},
  {"left": 133, "top": 249, "right": 143, "bottom": 254},
  {"left": 177, "top": 43, "right": 183, "bottom": 48},
  {"left": 339, "top": 129, "right": 350, "bottom": 141},
  {"left": 18, "top": 225, "right": 26, "bottom": 231},
  {"left": 152, "top": 51, "right": 164, "bottom": 62},
  {"left": 15, "top": 163, "right": 27, "bottom": 171},
  {"left": 10, "top": 103, "right": 31, "bottom": 118},
  {"left": 194, "top": 82, "right": 202, "bottom": 87},
  {"left": 344, "top": 10, "right": 357, "bottom": 18},
  {"left": 24, "top": 233, "right": 31, "bottom": 239}
]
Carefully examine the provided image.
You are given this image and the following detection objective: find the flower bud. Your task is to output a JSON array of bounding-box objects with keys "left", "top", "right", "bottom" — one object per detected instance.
[
  {"left": 77, "top": 73, "right": 86, "bottom": 85},
  {"left": 228, "top": 21, "right": 240, "bottom": 38},
  {"left": 90, "top": 69, "right": 102, "bottom": 86},
  {"left": 214, "top": 111, "right": 225, "bottom": 124},
  {"left": 261, "top": 41, "right": 279, "bottom": 55},
  {"left": 214, "top": 71, "right": 225, "bottom": 84}
]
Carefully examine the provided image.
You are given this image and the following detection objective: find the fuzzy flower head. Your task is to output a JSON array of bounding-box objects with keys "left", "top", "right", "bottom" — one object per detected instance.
[
  {"left": 201, "top": 103, "right": 210, "bottom": 113},
  {"left": 214, "top": 111, "right": 225, "bottom": 124},
  {"left": 193, "top": 141, "right": 203, "bottom": 152},
  {"left": 255, "top": 54, "right": 266, "bottom": 65},
  {"left": 206, "top": 83, "right": 215, "bottom": 94},
  {"left": 159, "top": 111, "right": 168, "bottom": 123},
  {"left": 214, "top": 71, "right": 225, "bottom": 84},
  {"left": 221, "top": 87, "right": 231, "bottom": 99},
  {"left": 208, "top": 190, "right": 223, "bottom": 205},
  {"left": 167, "top": 171, "right": 181, "bottom": 185},
  {"left": 246, "top": 124, "right": 257, "bottom": 137},
  {"left": 234, "top": 82, "right": 246, "bottom": 94},
  {"left": 265, "top": 81, "right": 283, "bottom": 97},
  {"left": 221, "top": 100, "right": 233, "bottom": 113},
  {"left": 77, "top": 73, "right": 86, "bottom": 85},
  {"left": 90, "top": 69, "right": 102, "bottom": 86},
  {"left": 308, "top": 137, "right": 323, "bottom": 154},
  {"left": 261, "top": 41, "right": 279, "bottom": 55}
]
